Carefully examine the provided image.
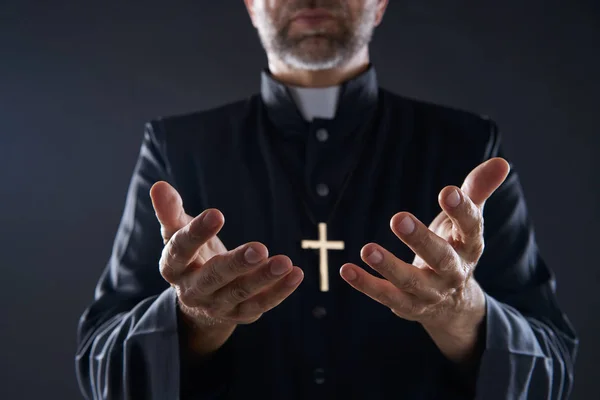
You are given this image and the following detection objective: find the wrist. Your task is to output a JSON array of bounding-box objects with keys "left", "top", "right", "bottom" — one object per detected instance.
[
  {"left": 177, "top": 301, "right": 237, "bottom": 356},
  {"left": 423, "top": 280, "right": 486, "bottom": 365}
]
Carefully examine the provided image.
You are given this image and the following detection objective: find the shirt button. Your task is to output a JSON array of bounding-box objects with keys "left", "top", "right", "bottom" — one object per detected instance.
[
  {"left": 312, "top": 306, "right": 327, "bottom": 319},
  {"left": 314, "top": 368, "right": 325, "bottom": 384},
  {"left": 316, "top": 128, "right": 329, "bottom": 142},
  {"left": 316, "top": 183, "right": 329, "bottom": 197}
]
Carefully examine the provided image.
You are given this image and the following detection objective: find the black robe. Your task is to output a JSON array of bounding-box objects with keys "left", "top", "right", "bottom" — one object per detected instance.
[{"left": 75, "top": 66, "right": 578, "bottom": 399}]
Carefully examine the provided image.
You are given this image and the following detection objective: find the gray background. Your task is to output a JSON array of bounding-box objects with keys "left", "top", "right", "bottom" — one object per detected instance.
[{"left": 1, "top": 0, "right": 598, "bottom": 398}]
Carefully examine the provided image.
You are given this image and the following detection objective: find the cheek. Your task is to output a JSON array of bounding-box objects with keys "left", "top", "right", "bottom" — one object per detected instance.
[
  {"left": 272, "top": 5, "right": 293, "bottom": 30},
  {"left": 347, "top": 0, "right": 370, "bottom": 15}
]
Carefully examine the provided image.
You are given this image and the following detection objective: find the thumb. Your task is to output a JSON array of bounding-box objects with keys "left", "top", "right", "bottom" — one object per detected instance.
[
  {"left": 150, "top": 181, "right": 193, "bottom": 242},
  {"left": 461, "top": 157, "right": 511, "bottom": 208}
]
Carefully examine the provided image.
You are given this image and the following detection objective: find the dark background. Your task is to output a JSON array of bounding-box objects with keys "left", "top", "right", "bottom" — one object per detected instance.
[{"left": 1, "top": 1, "right": 598, "bottom": 399}]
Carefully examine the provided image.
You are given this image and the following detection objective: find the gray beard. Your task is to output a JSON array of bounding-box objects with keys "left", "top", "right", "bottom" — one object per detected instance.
[
  {"left": 255, "top": 5, "right": 377, "bottom": 71},
  {"left": 277, "top": 36, "right": 352, "bottom": 71}
]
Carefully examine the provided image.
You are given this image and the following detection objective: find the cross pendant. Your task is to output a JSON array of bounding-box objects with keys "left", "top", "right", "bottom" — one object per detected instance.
[{"left": 301, "top": 222, "right": 345, "bottom": 292}]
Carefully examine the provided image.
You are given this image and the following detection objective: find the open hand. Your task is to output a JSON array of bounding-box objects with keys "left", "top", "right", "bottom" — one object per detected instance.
[
  {"left": 150, "top": 181, "right": 304, "bottom": 330},
  {"left": 339, "top": 158, "right": 510, "bottom": 338}
]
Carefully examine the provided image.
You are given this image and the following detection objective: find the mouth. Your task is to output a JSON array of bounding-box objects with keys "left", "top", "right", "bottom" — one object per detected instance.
[{"left": 291, "top": 8, "right": 335, "bottom": 24}]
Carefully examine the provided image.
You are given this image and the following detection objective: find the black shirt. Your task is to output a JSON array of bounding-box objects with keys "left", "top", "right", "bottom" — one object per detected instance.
[{"left": 75, "top": 66, "right": 578, "bottom": 400}]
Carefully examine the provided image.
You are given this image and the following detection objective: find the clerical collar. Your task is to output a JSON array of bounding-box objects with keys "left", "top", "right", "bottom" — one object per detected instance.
[
  {"left": 260, "top": 64, "right": 379, "bottom": 137},
  {"left": 288, "top": 85, "right": 340, "bottom": 121}
]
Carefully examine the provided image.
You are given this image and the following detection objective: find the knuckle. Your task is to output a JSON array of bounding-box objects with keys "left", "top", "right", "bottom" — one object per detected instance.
[
  {"left": 198, "top": 266, "right": 224, "bottom": 289},
  {"left": 398, "top": 274, "right": 420, "bottom": 292},
  {"left": 444, "top": 286, "right": 459, "bottom": 300},
  {"left": 159, "top": 259, "right": 175, "bottom": 281},
  {"left": 438, "top": 249, "right": 456, "bottom": 271},
  {"left": 447, "top": 272, "right": 465, "bottom": 288},
  {"left": 220, "top": 251, "right": 245, "bottom": 275},
  {"left": 229, "top": 282, "right": 251, "bottom": 303},
  {"left": 185, "top": 222, "right": 203, "bottom": 241},
  {"left": 167, "top": 238, "right": 186, "bottom": 263},
  {"left": 428, "top": 290, "right": 446, "bottom": 304},
  {"left": 375, "top": 290, "right": 393, "bottom": 307},
  {"left": 230, "top": 254, "right": 247, "bottom": 273},
  {"left": 398, "top": 295, "right": 422, "bottom": 316}
]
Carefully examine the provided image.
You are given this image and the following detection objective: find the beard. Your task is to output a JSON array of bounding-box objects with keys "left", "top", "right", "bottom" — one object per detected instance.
[{"left": 254, "top": 0, "right": 378, "bottom": 70}]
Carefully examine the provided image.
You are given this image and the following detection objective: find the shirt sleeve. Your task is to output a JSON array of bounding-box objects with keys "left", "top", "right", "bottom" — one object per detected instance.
[
  {"left": 472, "top": 121, "right": 579, "bottom": 400},
  {"left": 75, "top": 121, "right": 229, "bottom": 399}
]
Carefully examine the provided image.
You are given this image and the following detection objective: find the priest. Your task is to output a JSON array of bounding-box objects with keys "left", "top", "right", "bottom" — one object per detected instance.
[{"left": 75, "top": 0, "right": 578, "bottom": 399}]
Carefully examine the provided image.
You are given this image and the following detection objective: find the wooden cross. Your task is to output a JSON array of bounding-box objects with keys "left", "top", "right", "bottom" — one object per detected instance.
[{"left": 301, "top": 222, "right": 345, "bottom": 292}]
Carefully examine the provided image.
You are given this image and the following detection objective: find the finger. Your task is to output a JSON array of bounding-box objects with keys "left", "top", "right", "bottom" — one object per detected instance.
[
  {"left": 390, "top": 212, "right": 465, "bottom": 285},
  {"left": 150, "top": 181, "right": 192, "bottom": 243},
  {"left": 229, "top": 267, "right": 304, "bottom": 322},
  {"left": 210, "top": 255, "right": 294, "bottom": 311},
  {"left": 183, "top": 243, "right": 270, "bottom": 302},
  {"left": 360, "top": 243, "right": 447, "bottom": 302},
  {"left": 438, "top": 186, "right": 485, "bottom": 262},
  {"left": 339, "top": 264, "right": 417, "bottom": 313},
  {"left": 159, "top": 209, "right": 225, "bottom": 283},
  {"left": 460, "top": 157, "right": 510, "bottom": 208}
]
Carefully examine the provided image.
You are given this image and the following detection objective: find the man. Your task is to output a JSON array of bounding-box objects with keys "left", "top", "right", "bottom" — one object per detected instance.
[{"left": 75, "top": 0, "right": 578, "bottom": 399}]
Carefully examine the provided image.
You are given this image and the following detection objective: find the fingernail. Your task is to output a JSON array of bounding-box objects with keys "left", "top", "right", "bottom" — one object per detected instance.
[
  {"left": 203, "top": 210, "right": 220, "bottom": 227},
  {"left": 342, "top": 267, "right": 357, "bottom": 281},
  {"left": 244, "top": 247, "right": 263, "bottom": 264},
  {"left": 271, "top": 260, "right": 291, "bottom": 276},
  {"left": 286, "top": 271, "right": 303, "bottom": 286},
  {"left": 365, "top": 249, "right": 383, "bottom": 264},
  {"left": 445, "top": 189, "right": 461, "bottom": 208},
  {"left": 398, "top": 216, "right": 415, "bottom": 235}
]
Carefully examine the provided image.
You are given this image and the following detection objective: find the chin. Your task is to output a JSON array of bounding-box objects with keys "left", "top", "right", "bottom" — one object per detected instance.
[{"left": 296, "top": 34, "right": 339, "bottom": 48}]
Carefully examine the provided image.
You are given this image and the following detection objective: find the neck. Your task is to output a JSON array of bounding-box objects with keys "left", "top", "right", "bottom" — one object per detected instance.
[{"left": 267, "top": 47, "right": 370, "bottom": 88}]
